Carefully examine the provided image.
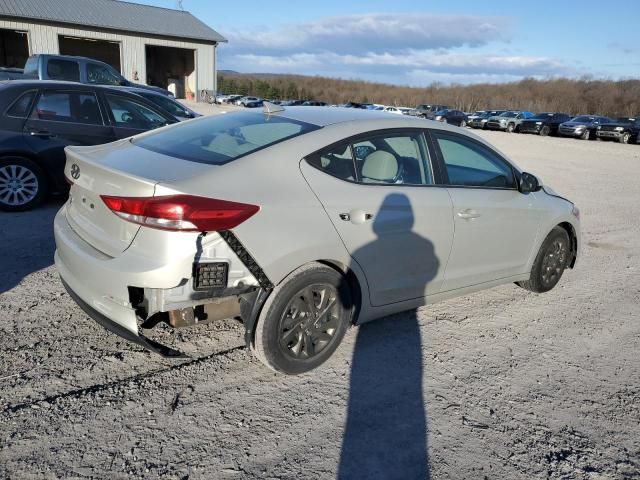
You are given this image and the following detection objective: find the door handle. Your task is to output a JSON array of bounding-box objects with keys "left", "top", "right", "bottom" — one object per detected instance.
[
  {"left": 457, "top": 210, "right": 481, "bottom": 220},
  {"left": 339, "top": 211, "right": 374, "bottom": 224},
  {"left": 28, "top": 130, "right": 56, "bottom": 138}
]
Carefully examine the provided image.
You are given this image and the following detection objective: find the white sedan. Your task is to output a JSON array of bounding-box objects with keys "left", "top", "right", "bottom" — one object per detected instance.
[{"left": 54, "top": 104, "right": 580, "bottom": 374}]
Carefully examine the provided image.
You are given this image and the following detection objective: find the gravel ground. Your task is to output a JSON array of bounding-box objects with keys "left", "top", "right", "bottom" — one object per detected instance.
[{"left": 1, "top": 113, "right": 639, "bottom": 479}]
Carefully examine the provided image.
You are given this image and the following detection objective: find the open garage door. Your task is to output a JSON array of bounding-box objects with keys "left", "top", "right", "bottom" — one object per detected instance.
[
  {"left": 145, "top": 45, "right": 195, "bottom": 99},
  {"left": 59, "top": 36, "right": 121, "bottom": 72},
  {"left": 0, "top": 29, "right": 29, "bottom": 68}
]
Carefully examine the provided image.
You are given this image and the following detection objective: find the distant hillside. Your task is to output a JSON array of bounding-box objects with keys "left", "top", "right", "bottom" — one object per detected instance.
[{"left": 217, "top": 73, "right": 640, "bottom": 116}]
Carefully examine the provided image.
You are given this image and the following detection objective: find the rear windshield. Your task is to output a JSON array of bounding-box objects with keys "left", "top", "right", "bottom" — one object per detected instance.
[{"left": 134, "top": 111, "right": 320, "bottom": 165}]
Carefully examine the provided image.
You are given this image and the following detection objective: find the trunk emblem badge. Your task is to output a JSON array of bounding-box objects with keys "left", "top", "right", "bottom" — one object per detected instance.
[{"left": 70, "top": 164, "right": 80, "bottom": 180}]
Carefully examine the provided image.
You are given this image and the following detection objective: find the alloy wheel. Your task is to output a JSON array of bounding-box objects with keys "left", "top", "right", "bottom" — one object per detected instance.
[
  {"left": 278, "top": 283, "right": 341, "bottom": 359},
  {"left": 540, "top": 238, "right": 568, "bottom": 287},
  {"left": 0, "top": 164, "right": 39, "bottom": 207}
]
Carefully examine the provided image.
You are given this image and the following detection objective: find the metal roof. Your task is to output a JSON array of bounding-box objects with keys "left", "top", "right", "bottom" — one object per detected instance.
[{"left": 0, "top": 0, "right": 227, "bottom": 44}]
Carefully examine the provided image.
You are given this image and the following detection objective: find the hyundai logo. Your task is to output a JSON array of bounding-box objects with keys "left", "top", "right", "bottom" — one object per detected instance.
[{"left": 70, "top": 163, "right": 80, "bottom": 180}]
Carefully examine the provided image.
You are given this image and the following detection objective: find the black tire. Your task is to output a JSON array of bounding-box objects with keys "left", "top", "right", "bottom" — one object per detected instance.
[
  {"left": 517, "top": 227, "right": 571, "bottom": 293},
  {"left": 506, "top": 123, "right": 515, "bottom": 133},
  {"left": 581, "top": 129, "right": 590, "bottom": 140},
  {"left": 253, "top": 263, "right": 352, "bottom": 374},
  {"left": 0, "top": 156, "right": 47, "bottom": 212},
  {"left": 539, "top": 125, "right": 551, "bottom": 136},
  {"left": 620, "top": 132, "right": 630, "bottom": 144},
  {"left": 206, "top": 93, "right": 215, "bottom": 104},
  {"left": 459, "top": 119, "right": 467, "bottom": 128}
]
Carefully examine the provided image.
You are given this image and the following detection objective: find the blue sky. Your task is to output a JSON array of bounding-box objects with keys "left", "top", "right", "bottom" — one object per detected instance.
[{"left": 134, "top": 0, "right": 639, "bottom": 86}]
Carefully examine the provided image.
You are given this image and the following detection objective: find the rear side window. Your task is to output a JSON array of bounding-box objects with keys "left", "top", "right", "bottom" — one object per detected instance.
[
  {"left": 134, "top": 111, "right": 320, "bottom": 165},
  {"left": 307, "top": 143, "right": 356, "bottom": 181},
  {"left": 47, "top": 59, "right": 80, "bottom": 81},
  {"left": 433, "top": 131, "right": 515, "bottom": 188},
  {"left": 31, "top": 91, "right": 102, "bottom": 125},
  {"left": 6, "top": 90, "right": 36, "bottom": 117},
  {"left": 87, "top": 63, "right": 122, "bottom": 85},
  {"left": 105, "top": 94, "right": 169, "bottom": 130}
]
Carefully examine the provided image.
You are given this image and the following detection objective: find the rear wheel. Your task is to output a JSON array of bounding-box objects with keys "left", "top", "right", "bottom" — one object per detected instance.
[
  {"left": 539, "top": 125, "right": 551, "bottom": 136},
  {"left": 517, "top": 227, "right": 570, "bottom": 293},
  {"left": 253, "top": 263, "right": 351, "bottom": 374},
  {"left": 0, "top": 157, "right": 47, "bottom": 212},
  {"left": 620, "top": 132, "right": 631, "bottom": 144}
]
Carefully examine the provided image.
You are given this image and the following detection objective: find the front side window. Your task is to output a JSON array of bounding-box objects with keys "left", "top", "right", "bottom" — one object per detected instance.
[
  {"left": 134, "top": 111, "right": 319, "bottom": 165},
  {"left": 47, "top": 59, "right": 80, "bottom": 81},
  {"left": 433, "top": 132, "right": 515, "bottom": 188},
  {"left": 353, "top": 132, "right": 433, "bottom": 185},
  {"left": 31, "top": 91, "right": 102, "bottom": 125},
  {"left": 87, "top": 63, "right": 122, "bottom": 85},
  {"left": 106, "top": 94, "right": 169, "bottom": 130}
]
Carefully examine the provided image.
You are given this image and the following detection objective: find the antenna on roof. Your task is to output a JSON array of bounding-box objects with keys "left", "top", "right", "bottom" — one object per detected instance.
[{"left": 263, "top": 101, "right": 285, "bottom": 115}]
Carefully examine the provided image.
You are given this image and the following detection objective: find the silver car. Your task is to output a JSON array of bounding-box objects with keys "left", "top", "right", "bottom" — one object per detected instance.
[{"left": 54, "top": 104, "right": 581, "bottom": 374}]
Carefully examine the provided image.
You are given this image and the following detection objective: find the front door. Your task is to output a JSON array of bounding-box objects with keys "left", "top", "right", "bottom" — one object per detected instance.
[
  {"left": 429, "top": 130, "right": 541, "bottom": 292},
  {"left": 300, "top": 130, "right": 454, "bottom": 307},
  {"left": 23, "top": 88, "right": 114, "bottom": 188}
]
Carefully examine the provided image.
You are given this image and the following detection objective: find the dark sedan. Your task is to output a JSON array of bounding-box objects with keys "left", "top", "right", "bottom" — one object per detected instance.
[
  {"left": 432, "top": 109, "right": 468, "bottom": 127},
  {"left": 519, "top": 112, "right": 572, "bottom": 136},
  {"left": 558, "top": 115, "right": 610, "bottom": 140},
  {"left": 0, "top": 80, "right": 177, "bottom": 211}
]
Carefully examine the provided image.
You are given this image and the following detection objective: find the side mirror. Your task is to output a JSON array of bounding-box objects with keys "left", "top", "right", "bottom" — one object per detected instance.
[{"left": 519, "top": 172, "right": 541, "bottom": 193}]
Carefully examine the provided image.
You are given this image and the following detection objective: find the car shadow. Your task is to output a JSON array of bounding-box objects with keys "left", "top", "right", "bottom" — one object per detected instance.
[
  {"left": 0, "top": 198, "right": 63, "bottom": 294},
  {"left": 338, "top": 192, "right": 436, "bottom": 480}
]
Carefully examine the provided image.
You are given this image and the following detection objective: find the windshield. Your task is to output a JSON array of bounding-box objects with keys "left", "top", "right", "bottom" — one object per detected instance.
[
  {"left": 531, "top": 113, "right": 554, "bottom": 119},
  {"left": 134, "top": 111, "right": 320, "bottom": 165},
  {"left": 570, "top": 116, "right": 594, "bottom": 123},
  {"left": 142, "top": 93, "right": 190, "bottom": 117},
  {"left": 500, "top": 112, "right": 518, "bottom": 118}
]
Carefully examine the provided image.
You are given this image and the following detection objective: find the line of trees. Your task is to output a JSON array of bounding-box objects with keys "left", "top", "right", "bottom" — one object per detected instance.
[{"left": 217, "top": 73, "right": 640, "bottom": 117}]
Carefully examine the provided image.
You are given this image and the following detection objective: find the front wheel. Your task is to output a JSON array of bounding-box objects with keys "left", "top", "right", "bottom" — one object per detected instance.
[
  {"left": 0, "top": 157, "right": 47, "bottom": 211},
  {"left": 253, "top": 263, "right": 352, "bottom": 374},
  {"left": 580, "top": 129, "right": 590, "bottom": 140},
  {"left": 506, "top": 123, "right": 515, "bottom": 133},
  {"left": 539, "top": 125, "right": 551, "bottom": 136},
  {"left": 620, "top": 132, "right": 631, "bottom": 144},
  {"left": 517, "top": 227, "right": 570, "bottom": 293},
  {"left": 459, "top": 120, "right": 467, "bottom": 128}
]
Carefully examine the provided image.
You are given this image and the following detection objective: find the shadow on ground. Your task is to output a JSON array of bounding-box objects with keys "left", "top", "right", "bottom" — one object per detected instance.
[{"left": 0, "top": 198, "right": 63, "bottom": 294}]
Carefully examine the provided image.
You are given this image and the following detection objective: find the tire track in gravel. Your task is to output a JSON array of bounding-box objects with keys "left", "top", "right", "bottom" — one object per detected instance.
[{"left": 2, "top": 344, "right": 246, "bottom": 414}]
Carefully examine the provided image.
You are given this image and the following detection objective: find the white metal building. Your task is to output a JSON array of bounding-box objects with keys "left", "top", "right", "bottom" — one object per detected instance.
[{"left": 0, "top": 0, "right": 227, "bottom": 98}]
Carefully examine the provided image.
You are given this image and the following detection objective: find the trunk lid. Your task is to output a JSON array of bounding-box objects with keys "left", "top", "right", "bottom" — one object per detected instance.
[{"left": 63, "top": 139, "right": 212, "bottom": 257}]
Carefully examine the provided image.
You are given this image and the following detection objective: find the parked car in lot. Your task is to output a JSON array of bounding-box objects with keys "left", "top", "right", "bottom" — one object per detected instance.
[
  {"left": 222, "top": 94, "right": 243, "bottom": 104},
  {"left": 486, "top": 111, "right": 535, "bottom": 133},
  {"left": 0, "top": 80, "right": 177, "bottom": 211},
  {"left": 466, "top": 110, "right": 486, "bottom": 122},
  {"left": 433, "top": 109, "right": 468, "bottom": 127},
  {"left": 14, "top": 54, "right": 172, "bottom": 96},
  {"left": 110, "top": 86, "right": 200, "bottom": 121},
  {"left": 54, "top": 104, "right": 580, "bottom": 373},
  {"left": 244, "top": 99, "right": 264, "bottom": 108},
  {"left": 558, "top": 115, "right": 611, "bottom": 140},
  {"left": 0, "top": 67, "right": 27, "bottom": 80},
  {"left": 519, "top": 112, "right": 572, "bottom": 136},
  {"left": 596, "top": 116, "right": 640, "bottom": 144},
  {"left": 383, "top": 106, "right": 404, "bottom": 115},
  {"left": 281, "top": 99, "right": 306, "bottom": 106},
  {"left": 302, "top": 101, "right": 327, "bottom": 106},
  {"left": 468, "top": 110, "right": 506, "bottom": 129},
  {"left": 236, "top": 96, "right": 263, "bottom": 107},
  {"left": 415, "top": 104, "right": 449, "bottom": 119}
]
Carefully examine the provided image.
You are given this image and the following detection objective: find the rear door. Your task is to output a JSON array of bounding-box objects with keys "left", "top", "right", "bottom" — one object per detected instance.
[
  {"left": 429, "top": 130, "right": 541, "bottom": 292},
  {"left": 100, "top": 92, "right": 174, "bottom": 139},
  {"left": 22, "top": 88, "right": 115, "bottom": 188},
  {"left": 300, "top": 129, "right": 454, "bottom": 306}
]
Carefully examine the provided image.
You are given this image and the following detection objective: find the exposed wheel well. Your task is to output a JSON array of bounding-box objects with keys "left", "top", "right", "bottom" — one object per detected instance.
[
  {"left": 316, "top": 259, "right": 362, "bottom": 325},
  {"left": 557, "top": 222, "right": 578, "bottom": 268}
]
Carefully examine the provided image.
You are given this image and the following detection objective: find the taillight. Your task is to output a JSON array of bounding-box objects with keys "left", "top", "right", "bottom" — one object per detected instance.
[{"left": 100, "top": 194, "right": 259, "bottom": 232}]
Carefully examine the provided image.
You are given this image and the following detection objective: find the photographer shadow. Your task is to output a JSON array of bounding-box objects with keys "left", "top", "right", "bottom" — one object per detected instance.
[{"left": 338, "top": 192, "right": 436, "bottom": 480}]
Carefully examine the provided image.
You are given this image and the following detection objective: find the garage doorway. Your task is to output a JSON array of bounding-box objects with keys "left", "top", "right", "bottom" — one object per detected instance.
[
  {"left": 145, "top": 45, "right": 195, "bottom": 99},
  {"left": 58, "top": 36, "right": 121, "bottom": 72},
  {"left": 0, "top": 29, "right": 29, "bottom": 68}
]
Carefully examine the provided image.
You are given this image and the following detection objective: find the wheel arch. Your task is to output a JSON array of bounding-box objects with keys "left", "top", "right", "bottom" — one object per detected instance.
[
  {"left": 316, "top": 259, "right": 363, "bottom": 325},
  {"left": 557, "top": 221, "right": 578, "bottom": 268}
]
